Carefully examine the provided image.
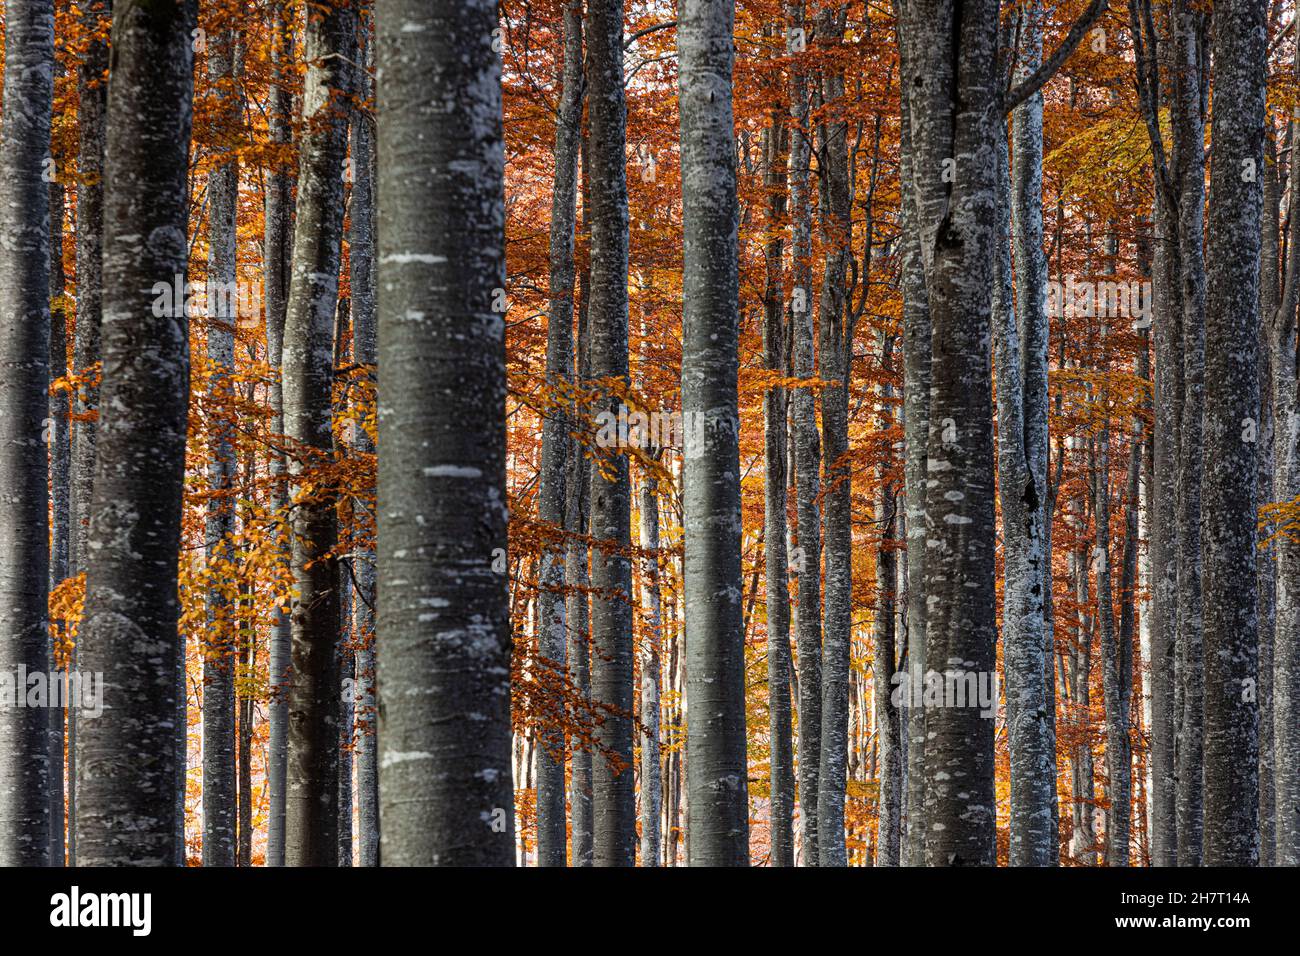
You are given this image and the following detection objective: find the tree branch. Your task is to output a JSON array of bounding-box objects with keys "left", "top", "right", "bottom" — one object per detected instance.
[{"left": 1004, "top": 0, "right": 1110, "bottom": 115}]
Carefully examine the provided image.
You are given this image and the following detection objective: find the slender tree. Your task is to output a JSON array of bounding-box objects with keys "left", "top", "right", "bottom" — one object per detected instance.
[
  {"left": 263, "top": 0, "right": 295, "bottom": 868},
  {"left": 375, "top": 0, "right": 515, "bottom": 866},
  {"left": 1001, "top": 1, "right": 1057, "bottom": 867},
  {"left": 785, "top": 0, "right": 822, "bottom": 865},
  {"left": 585, "top": 0, "right": 636, "bottom": 866},
  {"left": 348, "top": 9, "right": 380, "bottom": 869},
  {"left": 48, "top": 181, "right": 70, "bottom": 867},
  {"left": 0, "top": 0, "right": 55, "bottom": 867},
  {"left": 761, "top": 87, "right": 795, "bottom": 868},
  {"left": 535, "top": 0, "right": 583, "bottom": 868},
  {"left": 202, "top": 21, "right": 241, "bottom": 869},
  {"left": 282, "top": 0, "right": 356, "bottom": 866},
  {"left": 815, "top": 9, "right": 854, "bottom": 867}
]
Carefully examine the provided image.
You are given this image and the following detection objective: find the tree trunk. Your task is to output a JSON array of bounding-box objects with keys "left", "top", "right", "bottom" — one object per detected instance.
[
  {"left": 264, "top": 0, "right": 295, "bottom": 867},
  {"left": 1171, "top": 1, "right": 1207, "bottom": 867},
  {"left": 815, "top": 13, "right": 853, "bottom": 866},
  {"left": 679, "top": 0, "right": 749, "bottom": 867},
  {"left": 348, "top": 13, "right": 379, "bottom": 869},
  {"left": 536, "top": 0, "right": 582, "bottom": 868},
  {"left": 75, "top": 0, "right": 196, "bottom": 865},
  {"left": 202, "top": 23, "right": 240, "bottom": 869},
  {"left": 1201, "top": 0, "right": 1265, "bottom": 866},
  {"left": 895, "top": 0, "right": 932, "bottom": 867},
  {"left": 901, "top": 0, "right": 1001, "bottom": 867},
  {"left": 0, "top": 0, "right": 55, "bottom": 867},
  {"left": 1257, "top": 122, "right": 1279, "bottom": 868},
  {"left": 999, "top": 3, "right": 1056, "bottom": 868},
  {"left": 638, "top": 472, "right": 664, "bottom": 866},
  {"left": 761, "top": 98, "right": 795, "bottom": 868},
  {"left": 585, "top": 0, "right": 636, "bottom": 867},
  {"left": 282, "top": 0, "right": 355, "bottom": 866},
  {"left": 48, "top": 181, "right": 69, "bottom": 867},
  {"left": 785, "top": 0, "right": 822, "bottom": 865},
  {"left": 375, "top": 0, "right": 515, "bottom": 866}
]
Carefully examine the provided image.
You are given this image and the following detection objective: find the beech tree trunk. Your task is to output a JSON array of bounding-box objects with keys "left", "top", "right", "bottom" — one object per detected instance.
[
  {"left": 348, "top": 13, "right": 379, "bottom": 868},
  {"left": 1201, "top": 0, "right": 1265, "bottom": 866},
  {"left": 785, "top": 0, "right": 822, "bottom": 866},
  {"left": 375, "top": 0, "right": 515, "bottom": 866},
  {"left": 75, "top": 0, "right": 197, "bottom": 866},
  {"left": 815, "top": 15, "right": 853, "bottom": 866},
  {"left": 263, "top": 0, "right": 295, "bottom": 867},
  {"left": 282, "top": 0, "right": 355, "bottom": 866},
  {"left": 202, "top": 24, "right": 240, "bottom": 868},
  {"left": 1002, "top": 4, "right": 1056, "bottom": 866},
  {"left": 679, "top": 0, "right": 749, "bottom": 867},
  {"left": 535, "top": 0, "right": 582, "bottom": 868},
  {"left": 0, "top": 0, "right": 55, "bottom": 867},
  {"left": 585, "top": 0, "right": 636, "bottom": 867},
  {"left": 761, "top": 99, "right": 795, "bottom": 868}
]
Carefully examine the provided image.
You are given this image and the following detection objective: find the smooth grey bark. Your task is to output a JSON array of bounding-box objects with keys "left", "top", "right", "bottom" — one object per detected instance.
[
  {"left": 1001, "top": 3, "right": 1056, "bottom": 866},
  {"left": 901, "top": 0, "right": 1001, "bottom": 867},
  {"left": 49, "top": 181, "right": 69, "bottom": 867},
  {"left": 895, "top": 26, "right": 930, "bottom": 866},
  {"left": 283, "top": 0, "right": 355, "bottom": 867},
  {"left": 75, "top": 0, "right": 196, "bottom": 866},
  {"left": 679, "top": 0, "right": 749, "bottom": 867},
  {"left": 348, "top": 14, "right": 379, "bottom": 869},
  {"left": 585, "top": 0, "right": 636, "bottom": 867},
  {"left": 536, "top": 0, "right": 583, "bottom": 868},
  {"left": 263, "top": 0, "right": 295, "bottom": 867},
  {"left": 815, "top": 15, "right": 853, "bottom": 867},
  {"left": 761, "top": 104, "right": 795, "bottom": 867},
  {"left": 202, "top": 24, "right": 240, "bottom": 869},
  {"left": 637, "top": 472, "right": 664, "bottom": 866},
  {"left": 1201, "top": 0, "right": 1265, "bottom": 866},
  {"left": 785, "top": 0, "right": 822, "bottom": 865},
  {"left": 375, "top": 0, "right": 515, "bottom": 866},
  {"left": 0, "top": 0, "right": 55, "bottom": 867}
]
